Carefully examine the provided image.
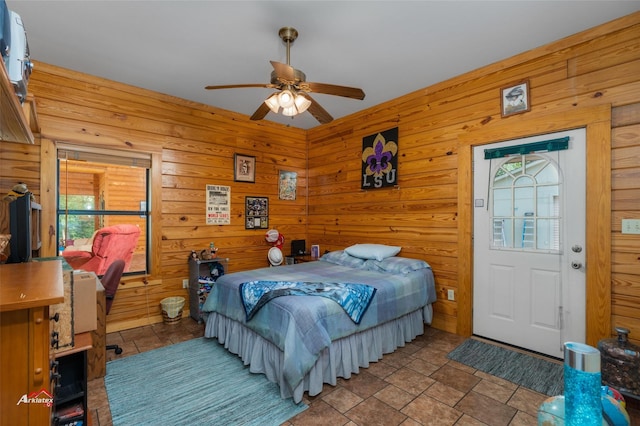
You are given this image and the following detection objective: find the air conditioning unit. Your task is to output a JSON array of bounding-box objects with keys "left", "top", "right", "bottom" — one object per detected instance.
[{"left": 7, "top": 10, "right": 32, "bottom": 103}]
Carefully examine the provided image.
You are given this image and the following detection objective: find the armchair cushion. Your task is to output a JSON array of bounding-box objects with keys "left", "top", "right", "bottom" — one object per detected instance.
[{"left": 62, "top": 224, "right": 141, "bottom": 275}]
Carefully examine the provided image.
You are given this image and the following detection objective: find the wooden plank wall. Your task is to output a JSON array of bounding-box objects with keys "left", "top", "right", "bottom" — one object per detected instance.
[
  {"left": 307, "top": 13, "right": 640, "bottom": 343},
  {"left": 1, "top": 12, "right": 638, "bottom": 340},
  {"left": 1, "top": 63, "right": 307, "bottom": 331},
  {"left": 611, "top": 103, "right": 640, "bottom": 342}
]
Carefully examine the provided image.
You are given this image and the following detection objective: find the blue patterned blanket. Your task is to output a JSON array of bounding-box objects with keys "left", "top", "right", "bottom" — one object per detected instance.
[{"left": 240, "top": 280, "right": 376, "bottom": 324}]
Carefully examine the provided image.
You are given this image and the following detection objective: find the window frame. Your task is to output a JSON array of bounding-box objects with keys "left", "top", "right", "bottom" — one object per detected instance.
[{"left": 40, "top": 141, "right": 161, "bottom": 282}]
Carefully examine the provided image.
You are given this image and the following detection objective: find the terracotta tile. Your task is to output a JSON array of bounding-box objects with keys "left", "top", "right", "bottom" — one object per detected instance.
[
  {"left": 105, "top": 332, "right": 124, "bottom": 345},
  {"left": 474, "top": 370, "right": 518, "bottom": 390},
  {"left": 401, "top": 394, "right": 463, "bottom": 425},
  {"left": 289, "top": 400, "right": 347, "bottom": 426},
  {"left": 424, "top": 381, "right": 466, "bottom": 407},
  {"left": 367, "top": 359, "right": 399, "bottom": 379},
  {"left": 473, "top": 378, "right": 516, "bottom": 403},
  {"left": 381, "top": 348, "right": 415, "bottom": 369},
  {"left": 119, "top": 325, "right": 154, "bottom": 341},
  {"left": 385, "top": 367, "right": 435, "bottom": 396},
  {"left": 374, "top": 384, "right": 416, "bottom": 410},
  {"left": 322, "top": 387, "right": 363, "bottom": 413},
  {"left": 412, "top": 345, "right": 450, "bottom": 366},
  {"left": 507, "top": 388, "right": 548, "bottom": 417},
  {"left": 346, "top": 397, "right": 407, "bottom": 426},
  {"left": 509, "top": 411, "right": 538, "bottom": 425},
  {"left": 400, "top": 417, "right": 422, "bottom": 426},
  {"left": 426, "top": 335, "right": 466, "bottom": 353},
  {"left": 430, "top": 364, "right": 481, "bottom": 393},
  {"left": 338, "top": 370, "right": 388, "bottom": 399},
  {"left": 396, "top": 340, "right": 423, "bottom": 356},
  {"left": 132, "top": 334, "right": 165, "bottom": 352},
  {"left": 455, "top": 391, "right": 517, "bottom": 426},
  {"left": 455, "top": 414, "right": 490, "bottom": 425},
  {"left": 446, "top": 359, "right": 477, "bottom": 375},
  {"left": 405, "top": 357, "right": 440, "bottom": 376}
]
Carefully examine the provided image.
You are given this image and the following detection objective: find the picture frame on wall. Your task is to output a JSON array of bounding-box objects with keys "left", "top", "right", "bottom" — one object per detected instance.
[
  {"left": 245, "top": 196, "right": 269, "bottom": 229},
  {"left": 500, "top": 80, "right": 530, "bottom": 117},
  {"left": 311, "top": 244, "right": 320, "bottom": 259},
  {"left": 234, "top": 153, "right": 256, "bottom": 183},
  {"left": 279, "top": 170, "right": 297, "bottom": 200}
]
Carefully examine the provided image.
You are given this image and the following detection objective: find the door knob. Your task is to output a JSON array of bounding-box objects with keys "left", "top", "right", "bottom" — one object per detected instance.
[
  {"left": 571, "top": 261, "right": 582, "bottom": 270},
  {"left": 571, "top": 245, "right": 582, "bottom": 253}
]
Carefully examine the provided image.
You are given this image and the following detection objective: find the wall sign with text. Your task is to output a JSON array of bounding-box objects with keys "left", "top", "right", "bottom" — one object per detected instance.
[{"left": 361, "top": 127, "right": 398, "bottom": 189}]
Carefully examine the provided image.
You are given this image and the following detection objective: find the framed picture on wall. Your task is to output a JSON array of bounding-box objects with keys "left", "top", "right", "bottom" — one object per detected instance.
[
  {"left": 501, "top": 80, "right": 530, "bottom": 117},
  {"left": 245, "top": 196, "right": 269, "bottom": 229},
  {"left": 279, "top": 170, "right": 297, "bottom": 200},
  {"left": 234, "top": 154, "right": 256, "bottom": 183}
]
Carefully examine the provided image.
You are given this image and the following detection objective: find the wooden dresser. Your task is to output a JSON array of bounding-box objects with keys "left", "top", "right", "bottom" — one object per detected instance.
[{"left": 0, "top": 261, "right": 65, "bottom": 425}]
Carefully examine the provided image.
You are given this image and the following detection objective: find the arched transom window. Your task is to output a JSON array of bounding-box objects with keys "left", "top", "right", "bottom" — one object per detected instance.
[{"left": 490, "top": 154, "right": 561, "bottom": 252}]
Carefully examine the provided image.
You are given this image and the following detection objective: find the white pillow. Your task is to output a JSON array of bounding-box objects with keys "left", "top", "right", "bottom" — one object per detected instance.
[{"left": 344, "top": 244, "right": 401, "bottom": 261}]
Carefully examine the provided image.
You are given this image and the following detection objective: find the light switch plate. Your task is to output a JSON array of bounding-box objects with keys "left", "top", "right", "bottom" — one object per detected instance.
[
  {"left": 447, "top": 289, "right": 455, "bottom": 301},
  {"left": 622, "top": 219, "right": 640, "bottom": 235}
]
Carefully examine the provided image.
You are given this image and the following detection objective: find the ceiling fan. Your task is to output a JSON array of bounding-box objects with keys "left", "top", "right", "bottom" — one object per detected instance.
[{"left": 205, "top": 27, "right": 365, "bottom": 124}]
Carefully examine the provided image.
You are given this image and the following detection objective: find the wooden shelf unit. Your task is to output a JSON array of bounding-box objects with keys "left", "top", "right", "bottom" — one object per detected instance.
[{"left": 0, "top": 60, "right": 36, "bottom": 144}]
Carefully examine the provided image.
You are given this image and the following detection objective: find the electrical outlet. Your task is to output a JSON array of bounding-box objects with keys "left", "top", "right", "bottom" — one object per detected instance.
[
  {"left": 622, "top": 219, "right": 640, "bottom": 235},
  {"left": 447, "top": 289, "right": 455, "bottom": 301},
  {"left": 182, "top": 279, "right": 189, "bottom": 289}
]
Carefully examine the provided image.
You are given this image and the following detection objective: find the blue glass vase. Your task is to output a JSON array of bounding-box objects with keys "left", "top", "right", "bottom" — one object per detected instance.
[{"left": 564, "top": 342, "right": 602, "bottom": 426}]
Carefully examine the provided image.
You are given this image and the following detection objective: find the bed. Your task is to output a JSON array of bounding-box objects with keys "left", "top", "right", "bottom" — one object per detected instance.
[{"left": 202, "top": 247, "right": 437, "bottom": 403}]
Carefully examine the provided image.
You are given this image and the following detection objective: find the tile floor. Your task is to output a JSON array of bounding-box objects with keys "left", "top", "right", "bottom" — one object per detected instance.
[{"left": 89, "top": 320, "right": 640, "bottom": 425}]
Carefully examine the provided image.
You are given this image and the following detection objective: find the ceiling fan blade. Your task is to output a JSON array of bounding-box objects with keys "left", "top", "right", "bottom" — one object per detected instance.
[
  {"left": 303, "top": 82, "right": 365, "bottom": 100},
  {"left": 249, "top": 101, "right": 271, "bottom": 121},
  {"left": 270, "top": 61, "right": 297, "bottom": 82},
  {"left": 205, "top": 83, "right": 275, "bottom": 90},
  {"left": 305, "top": 94, "right": 334, "bottom": 124}
]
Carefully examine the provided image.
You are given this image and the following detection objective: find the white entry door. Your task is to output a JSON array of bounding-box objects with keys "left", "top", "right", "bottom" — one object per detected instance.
[{"left": 473, "top": 129, "right": 586, "bottom": 358}]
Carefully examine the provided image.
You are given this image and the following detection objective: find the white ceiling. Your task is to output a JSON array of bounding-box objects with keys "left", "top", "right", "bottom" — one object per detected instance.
[{"left": 7, "top": 1, "right": 640, "bottom": 130}]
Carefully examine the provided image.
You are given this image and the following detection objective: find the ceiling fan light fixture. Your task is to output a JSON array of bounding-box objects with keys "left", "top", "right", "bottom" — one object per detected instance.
[
  {"left": 278, "top": 89, "right": 295, "bottom": 108},
  {"left": 265, "top": 93, "right": 280, "bottom": 113},
  {"left": 294, "top": 93, "right": 311, "bottom": 114},
  {"left": 281, "top": 105, "right": 298, "bottom": 117}
]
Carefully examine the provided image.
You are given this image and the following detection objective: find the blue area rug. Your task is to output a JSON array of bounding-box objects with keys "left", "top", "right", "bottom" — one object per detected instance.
[
  {"left": 447, "top": 338, "right": 564, "bottom": 396},
  {"left": 105, "top": 337, "right": 307, "bottom": 425}
]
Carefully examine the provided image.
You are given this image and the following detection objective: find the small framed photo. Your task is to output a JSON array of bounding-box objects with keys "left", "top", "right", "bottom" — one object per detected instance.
[
  {"left": 234, "top": 153, "right": 256, "bottom": 183},
  {"left": 245, "top": 196, "right": 268, "bottom": 229},
  {"left": 279, "top": 170, "right": 297, "bottom": 200},
  {"left": 310, "top": 244, "right": 320, "bottom": 259},
  {"left": 501, "top": 80, "right": 530, "bottom": 117}
]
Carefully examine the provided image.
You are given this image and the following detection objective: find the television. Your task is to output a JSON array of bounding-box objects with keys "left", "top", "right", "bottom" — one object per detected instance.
[{"left": 7, "top": 193, "right": 40, "bottom": 263}]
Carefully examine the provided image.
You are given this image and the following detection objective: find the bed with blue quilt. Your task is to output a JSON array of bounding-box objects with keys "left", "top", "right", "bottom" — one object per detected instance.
[{"left": 202, "top": 248, "right": 437, "bottom": 403}]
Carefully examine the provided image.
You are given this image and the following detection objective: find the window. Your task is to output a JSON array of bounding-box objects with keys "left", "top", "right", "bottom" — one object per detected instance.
[
  {"left": 491, "top": 154, "right": 561, "bottom": 252},
  {"left": 57, "top": 147, "right": 150, "bottom": 274}
]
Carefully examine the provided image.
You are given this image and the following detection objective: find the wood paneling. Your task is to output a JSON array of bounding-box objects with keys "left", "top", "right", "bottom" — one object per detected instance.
[
  {"left": 1, "top": 12, "right": 639, "bottom": 342},
  {"left": 306, "top": 13, "right": 639, "bottom": 344},
  {"left": 611, "top": 102, "right": 640, "bottom": 344}
]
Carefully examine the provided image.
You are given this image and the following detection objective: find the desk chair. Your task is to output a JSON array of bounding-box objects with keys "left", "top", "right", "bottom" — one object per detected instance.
[{"left": 102, "top": 259, "right": 126, "bottom": 355}]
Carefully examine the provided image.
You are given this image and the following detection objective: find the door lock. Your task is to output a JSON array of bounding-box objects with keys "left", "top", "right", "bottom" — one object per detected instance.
[
  {"left": 571, "top": 261, "right": 582, "bottom": 270},
  {"left": 571, "top": 245, "right": 582, "bottom": 253}
]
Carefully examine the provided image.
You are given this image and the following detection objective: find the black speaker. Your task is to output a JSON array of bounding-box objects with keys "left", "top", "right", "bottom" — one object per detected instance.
[{"left": 291, "top": 240, "right": 306, "bottom": 256}]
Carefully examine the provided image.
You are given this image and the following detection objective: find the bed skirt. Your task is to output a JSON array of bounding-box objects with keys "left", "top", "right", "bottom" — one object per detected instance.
[{"left": 204, "top": 304, "right": 433, "bottom": 403}]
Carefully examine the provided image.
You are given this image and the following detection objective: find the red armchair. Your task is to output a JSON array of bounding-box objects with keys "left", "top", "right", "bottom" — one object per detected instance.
[{"left": 62, "top": 224, "right": 141, "bottom": 275}]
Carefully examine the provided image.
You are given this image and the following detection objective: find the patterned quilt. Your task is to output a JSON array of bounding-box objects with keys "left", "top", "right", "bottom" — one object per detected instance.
[{"left": 239, "top": 280, "right": 377, "bottom": 324}]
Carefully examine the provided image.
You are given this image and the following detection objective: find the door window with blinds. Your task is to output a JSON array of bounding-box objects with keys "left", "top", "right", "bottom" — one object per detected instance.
[
  {"left": 57, "top": 146, "right": 150, "bottom": 274},
  {"left": 490, "top": 154, "right": 561, "bottom": 252}
]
